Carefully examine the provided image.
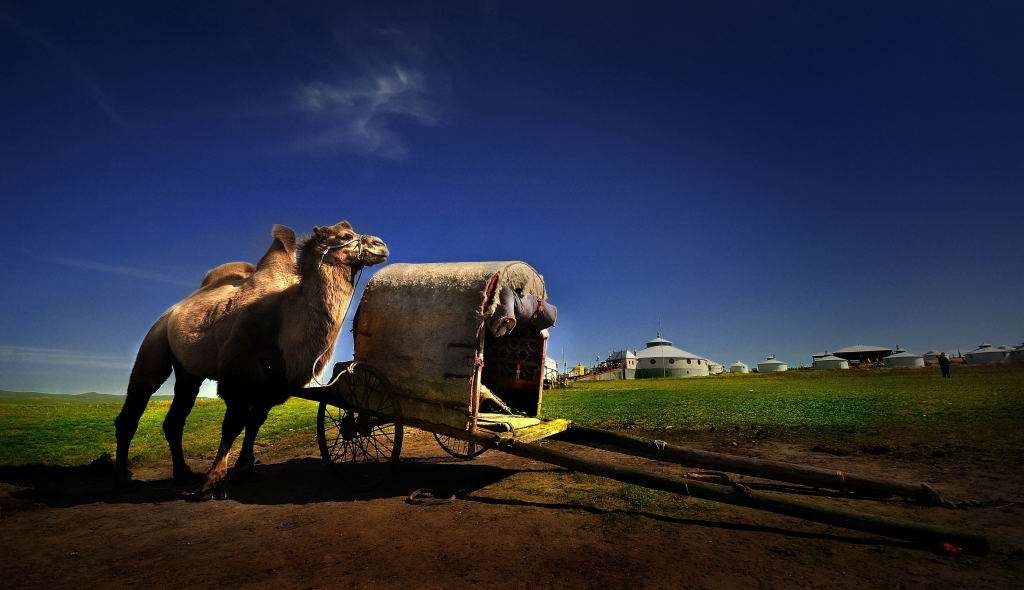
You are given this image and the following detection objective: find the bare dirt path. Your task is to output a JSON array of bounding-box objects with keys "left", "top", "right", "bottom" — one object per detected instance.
[{"left": 2, "top": 429, "right": 1021, "bottom": 589}]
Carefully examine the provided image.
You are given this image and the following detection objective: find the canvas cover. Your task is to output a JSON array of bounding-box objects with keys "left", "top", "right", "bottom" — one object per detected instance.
[{"left": 352, "top": 261, "right": 547, "bottom": 431}]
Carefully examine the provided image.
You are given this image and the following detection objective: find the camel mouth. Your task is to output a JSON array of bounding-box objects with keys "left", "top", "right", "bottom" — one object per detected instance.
[
  {"left": 359, "top": 236, "right": 388, "bottom": 266},
  {"left": 362, "top": 247, "right": 389, "bottom": 266}
]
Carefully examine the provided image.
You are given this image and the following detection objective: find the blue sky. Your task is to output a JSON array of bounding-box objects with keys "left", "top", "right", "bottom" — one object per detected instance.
[{"left": 1, "top": 1, "right": 1022, "bottom": 395}]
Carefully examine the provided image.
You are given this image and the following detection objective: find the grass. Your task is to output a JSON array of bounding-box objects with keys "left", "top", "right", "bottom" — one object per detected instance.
[
  {"left": 542, "top": 364, "right": 1024, "bottom": 461},
  {"left": 0, "top": 364, "right": 1021, "bottom": 468},
  {"left": 0, "top": 395, "right": 321, "bottom": 467}
]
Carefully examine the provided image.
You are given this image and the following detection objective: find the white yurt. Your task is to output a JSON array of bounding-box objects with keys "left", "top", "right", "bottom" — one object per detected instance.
[
  {"left": 1009, "top": 343, "right": 1024, "bottom": 364},
  {"left": 963, "top": 343, "right": 1010, "bottom": 364},
  {"left": 757, "top": 355, "right": 788, "bottom": 372},
  {"left": 813, "top": 354, "right": 849, "bottom": 370},
  {"left": 706, "top": 360, "right": 724, "bottom": 375},
  {"left": 635, "top": 334, "right": 710, "bottom": 378},
  {"left": 544, "top": 357, "right": 559, "bottom": 381},
  {"left": 729, "top": 361, "right": 749, "bottom": 374},
  {"left": 922, "top": 350, "right": 944, "bottom": 364},
  {"left": 884, "top": 349, "right": 925, "bottom": 368}
]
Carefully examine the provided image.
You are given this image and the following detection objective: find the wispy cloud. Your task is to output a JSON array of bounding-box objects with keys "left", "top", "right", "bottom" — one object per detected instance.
[
  {"left": 293, "top": 62, "right": 439, "bottom": 158},
  {"left": 46, "top": 256, "right": 194, "bottom": 287},
  {"left": 0, "top": 346, "right": 133, "bottom": 370}
]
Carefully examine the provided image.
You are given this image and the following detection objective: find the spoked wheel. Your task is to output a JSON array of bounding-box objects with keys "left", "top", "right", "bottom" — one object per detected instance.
[
  {"left": 434, "top": 433, "right": 488, "bottom": 459},
  {"left": 316, "top": 363, "right": 403, "bottom": 488}
]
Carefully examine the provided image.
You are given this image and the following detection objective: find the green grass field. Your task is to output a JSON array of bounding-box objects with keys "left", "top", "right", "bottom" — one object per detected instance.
[
  {"left": 544, "top": 364, "right": 1024, "bottom": 462},
  {"left": 1, "top": 364, "right": 1022, "bottom": 468}
]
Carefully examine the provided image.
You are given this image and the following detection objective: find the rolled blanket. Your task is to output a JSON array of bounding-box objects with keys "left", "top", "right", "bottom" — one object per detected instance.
[{"left": 488, "top": 286, "right": 557, "bottom": 337}]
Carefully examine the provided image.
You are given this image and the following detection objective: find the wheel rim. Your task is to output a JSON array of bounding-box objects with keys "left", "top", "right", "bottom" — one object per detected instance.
[
  {"left": 316, "top": 363, "right": 403, "bottom": 467},
  {"left": 434, "top": 432, "right": 487, "bottom": 459}
]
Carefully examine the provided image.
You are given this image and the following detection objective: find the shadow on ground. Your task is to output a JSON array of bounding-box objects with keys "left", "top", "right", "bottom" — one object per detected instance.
[{"left": 0, "top": 456, "right": 545, "bottom": 509}]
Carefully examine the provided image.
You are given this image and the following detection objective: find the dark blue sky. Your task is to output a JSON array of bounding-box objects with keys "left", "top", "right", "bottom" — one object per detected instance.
[{"left": 2, "top": 1, "right": 1022, "bottom": 394}]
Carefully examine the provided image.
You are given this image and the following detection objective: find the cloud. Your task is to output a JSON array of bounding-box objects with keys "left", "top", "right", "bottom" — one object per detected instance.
[
  {"left": 292, "top": 62, "right": 440, "bottom": 157},
  {"left": 0, "top": 346, "right": 133, "bottom": 370},
  {"left": 46, "top": 256, "right": 194, "bottom": 287}
]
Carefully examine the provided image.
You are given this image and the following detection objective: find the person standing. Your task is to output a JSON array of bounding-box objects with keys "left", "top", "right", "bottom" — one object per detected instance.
[{"left": 938, "top": 352, "right": 951, "bottom": 378}]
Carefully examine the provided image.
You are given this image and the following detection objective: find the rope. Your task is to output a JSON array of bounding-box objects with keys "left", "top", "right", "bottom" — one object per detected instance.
[{"left": 406, "top": 488, "right": 458, "bottom": 505}]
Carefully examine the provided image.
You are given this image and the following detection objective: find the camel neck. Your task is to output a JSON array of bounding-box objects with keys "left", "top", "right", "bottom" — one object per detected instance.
[{"left": 301, "top": 261, "right": 355, "bottom": 323}]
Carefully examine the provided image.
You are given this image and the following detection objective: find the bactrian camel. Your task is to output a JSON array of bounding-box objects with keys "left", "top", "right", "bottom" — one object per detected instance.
[{"left": 114, "top": 221, "right": 388, "bottom": 500}]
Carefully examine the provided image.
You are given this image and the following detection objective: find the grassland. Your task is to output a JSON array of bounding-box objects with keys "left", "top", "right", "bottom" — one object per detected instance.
[
  {"left": 544, "top": 364, "right": 1024, "bottom": 462},
  {"left": 1, "top": 364, "right": 1022, "bottom": 468}
]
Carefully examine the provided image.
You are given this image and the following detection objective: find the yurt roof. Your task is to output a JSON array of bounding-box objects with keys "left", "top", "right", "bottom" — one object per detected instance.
[
  {"left": 645, "top": 336, "right": 673, "bottom": 347},
  {"left": 758, "top": 356, "right": 786, "bottom": 365},
  {"left": 833, "top": 344, "right": 891, "bottom": 354},
  {"left": 811, "top": 351, "right": 829, "bottom": 358},
  {"left": 636, "top": 344, "right": 701, "bottom": 359},
  {"left": 885, "top": 351, "right": 922, "bottom": 359},
  {"left": 730, "top": 361, "right": 748, "bottom": 368},
  {"left": 815, "top": 355, "right": 846, "bottom": 362},
  {"left": 923, "top": 350, "right": 944, "bottom": 356},
  {"left": 966, "top": 344, "right": 1000, "bottom": 354}
]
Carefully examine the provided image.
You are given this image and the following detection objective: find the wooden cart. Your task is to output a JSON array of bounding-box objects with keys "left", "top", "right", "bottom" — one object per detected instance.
[{"left": 295, "top": 261, "right": 988, "bottom": 554}]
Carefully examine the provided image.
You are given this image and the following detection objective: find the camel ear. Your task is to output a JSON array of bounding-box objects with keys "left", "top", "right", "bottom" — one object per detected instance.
[
  {"left": 312, "top": 226, "right": 327, "bottom": 238},
  {"left": 335, "top": 221, "right": 353, "bottom": 230}
]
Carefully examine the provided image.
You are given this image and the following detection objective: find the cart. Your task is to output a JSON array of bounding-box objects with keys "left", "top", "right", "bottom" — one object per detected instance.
[{"left": 294, "top": 261, "right": 988, "bottom": 554}]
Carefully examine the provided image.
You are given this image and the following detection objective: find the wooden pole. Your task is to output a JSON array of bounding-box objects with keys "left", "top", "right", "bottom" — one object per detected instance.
[
  {"left": 498, "top": 437, "right": 990, "bottom": 554},
  {"left": 559, "top": 425, "right": 949, "bottom": 506}
]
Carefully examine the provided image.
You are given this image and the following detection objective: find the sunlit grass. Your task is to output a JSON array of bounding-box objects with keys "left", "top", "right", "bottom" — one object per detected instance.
[{"left": 0, "top": 396, "right": 321, "bottom": 467}]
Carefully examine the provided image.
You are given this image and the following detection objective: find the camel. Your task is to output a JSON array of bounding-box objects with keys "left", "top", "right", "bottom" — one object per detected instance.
[{"left": 114, "top": 221, "right": 388, "bottom": 500}]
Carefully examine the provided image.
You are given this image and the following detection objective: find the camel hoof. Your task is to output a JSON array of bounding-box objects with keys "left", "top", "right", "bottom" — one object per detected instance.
[
  {"left": 187, "top": 490, "right": 213, "bottom": 502},
  {"left": 189, "top": 477, "right": 228, "bottom": 502}
]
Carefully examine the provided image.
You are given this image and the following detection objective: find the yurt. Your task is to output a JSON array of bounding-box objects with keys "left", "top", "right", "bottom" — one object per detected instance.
[
  {"left": 757, "top": 355, "right": 788, "bottom": 372},
  {"left": 729, "top": 361, "right": 749, "bottom": 374},
  {"left": 884, "top": 349, "right": 925, "bottom": 368},
  {"left": 922, "top": 350, "right": 944, "bottom": 364},
  {"left": 1010, "top": 343, "right": 1024, "bottom": 364},
  {"left": 635, "top": 334, "right": 710, "bottom": 378},
  {"left": 544, "top": 357, "right": 559, "bottom": 381},
  {"left": 813, "top": 354, "right": 849, "bottom": 370},
  {"left": 963, "top": 343, "right": 1010, "bottom": 364},
  {"left": 706, "top": 360, "right": 724, "bottom": 375}
]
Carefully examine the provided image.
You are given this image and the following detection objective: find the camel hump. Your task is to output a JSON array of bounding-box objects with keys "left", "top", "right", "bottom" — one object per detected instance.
[
  {"left": 272, "top": 224, "right": 297, "bottom": 253},
  {"left": 200, "top": 262, "right": 256, "bottom": 288},
  {"left": 256, "top": 224, "right": 299, "bottom": 273}
]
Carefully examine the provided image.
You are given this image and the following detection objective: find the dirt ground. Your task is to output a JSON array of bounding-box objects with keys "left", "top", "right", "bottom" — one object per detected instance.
[{"left": 1, "top": 428, "right": 1022, "bottom": 590}]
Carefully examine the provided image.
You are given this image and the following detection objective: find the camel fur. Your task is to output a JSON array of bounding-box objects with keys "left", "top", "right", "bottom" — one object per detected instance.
[{"left": 114, "top": 221, "right": 388, "bottom": 500}]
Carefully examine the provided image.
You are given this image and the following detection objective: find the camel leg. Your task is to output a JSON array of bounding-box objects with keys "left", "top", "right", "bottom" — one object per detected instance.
[
  {"left": 114, "top": 317, "right": 173, "bottom": 486},
  {"left": 164, "top": 367, "right": 203, "bottom": 484},
  {"left": 233, "top": 404, "right": 272, "bottom": 481},
  {"left": 190, "top": 399, "right": 247, "bottom": 501}
]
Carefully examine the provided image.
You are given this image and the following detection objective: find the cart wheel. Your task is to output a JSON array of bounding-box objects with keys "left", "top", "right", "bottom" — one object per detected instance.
[
  {"left": 433, "top": 433, "right": 488, "bottom": 459},
  {"left": 316, "top": 363, "right": 403, "bottom": 486}
]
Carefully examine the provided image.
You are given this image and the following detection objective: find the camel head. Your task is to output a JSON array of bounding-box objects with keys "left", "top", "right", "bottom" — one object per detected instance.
[{"left": 307, "top": 221, "right": 389, "bottom": 269}]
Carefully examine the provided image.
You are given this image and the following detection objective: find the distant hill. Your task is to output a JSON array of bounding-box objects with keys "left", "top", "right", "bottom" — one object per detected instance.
[{"left": 0, "top": 390, "right": 174, "bottom": 403}]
